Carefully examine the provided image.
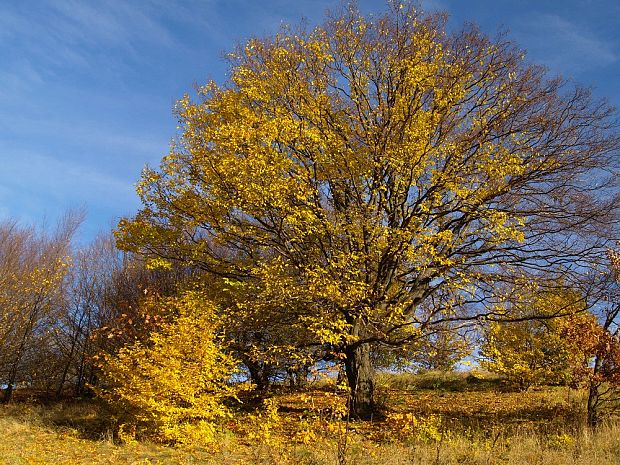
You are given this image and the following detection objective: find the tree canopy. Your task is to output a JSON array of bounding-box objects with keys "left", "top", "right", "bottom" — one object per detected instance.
[{"left": 117, "top": 3, "right": 620, "bottom": 417}]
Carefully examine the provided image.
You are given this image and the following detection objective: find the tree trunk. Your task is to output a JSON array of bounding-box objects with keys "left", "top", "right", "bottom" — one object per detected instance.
[
  {"left": 2, "top": 383, "right": 14, "bottom": 404},
  {"left": 56, "top": 336, "right": 78, "bottom": 399},
  {"left": 344, "top": 342, "right": 375, "bottom": 419},
  {"left": 587, "top": 381, "right": 600, "bottom": 428},
  {"left": 3, "top": 336, "right": 28, "bottom": 404},
  {"left": 587, "top": 355, "right": 603, "bottom": 428},
  {"left": 2, "top": 355, "right": 21, "bottom": 404},
  {"left": 246, "top": 360, "right": 271, "bottom": 392},
  {"left": 287, "top": 366, "right": 309, "bottom": 389}
]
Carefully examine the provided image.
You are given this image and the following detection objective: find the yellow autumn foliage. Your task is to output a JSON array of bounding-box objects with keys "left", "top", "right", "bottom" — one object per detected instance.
[
  {"left": 95, "top": 289, "right": 241, "bottom": 446},
  {"left": 480, "top": 286, "right": 587, "bottom": 390},
  {"left": 115, "top": 1, "right": 619, "bottom": 417}
]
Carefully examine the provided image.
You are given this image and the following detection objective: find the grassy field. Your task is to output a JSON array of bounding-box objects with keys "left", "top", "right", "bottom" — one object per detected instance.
[{"left": 1, "top": 372, "right": 619, "bottom": 465}]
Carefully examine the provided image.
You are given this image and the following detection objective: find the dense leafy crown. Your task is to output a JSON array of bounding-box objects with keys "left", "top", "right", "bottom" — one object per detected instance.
[{"left": 117, "top": 3, "right": 619, "bottom": 351}]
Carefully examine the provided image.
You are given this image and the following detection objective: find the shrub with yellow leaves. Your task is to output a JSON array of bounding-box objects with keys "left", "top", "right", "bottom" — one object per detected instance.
[
  {"left": 480, "top": 285, "right": 586, "bottom": 390},
  {"left": 546, "top": 433, "right": 576, "bottom": 450},
  {"left": 244, "top": 398, "right": 283, "bottom": 448},
  {"left": 94, "top": 289, "right": 242, "bottom": 446},
  {"left": 385, "top": 412, "right": 444, "bottom": 443}
]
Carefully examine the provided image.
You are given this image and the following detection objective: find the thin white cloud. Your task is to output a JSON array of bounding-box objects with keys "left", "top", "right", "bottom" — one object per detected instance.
[
  {"left": 0, "top": 113, "right": 168, "bottom": 160},
  {"left": 49, "top": 0, "right": 177, "bottom": 49},
  {"left": 0, "top": 1, "right": 203, "bottom": 77},
  {"left": 517, "top": 13, "right": 617, "bottom": 74},
  {"left": 0, "top": 150, "right": 136, "bottom": 207},
  {"left": 0, "top": 149, "right": 142, "bottom": 239},
  {"left": 0, "top": 59, "right": 44, "bottom": 94},
  {"left": 421, "top": 0, "right": 449, "bottom": 13}
]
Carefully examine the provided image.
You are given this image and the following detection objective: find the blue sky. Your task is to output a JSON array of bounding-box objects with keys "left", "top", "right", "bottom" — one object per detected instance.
[{"left": 1, "top": 0, "right": 618, "bottom": 243}]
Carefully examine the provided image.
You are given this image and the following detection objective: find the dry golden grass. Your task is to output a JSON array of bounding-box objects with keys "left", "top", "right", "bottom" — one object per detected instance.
[
  {"left": 1, "top": 373, "right": 619, "bottom": 465},
  {"left": 0, "top": 404, "right": 244, "bottom": 465}
]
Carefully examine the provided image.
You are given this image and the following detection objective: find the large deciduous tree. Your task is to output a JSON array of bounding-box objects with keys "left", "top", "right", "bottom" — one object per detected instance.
[{"left": 116, "top": 4, "right": 619, "bottom": 418}]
